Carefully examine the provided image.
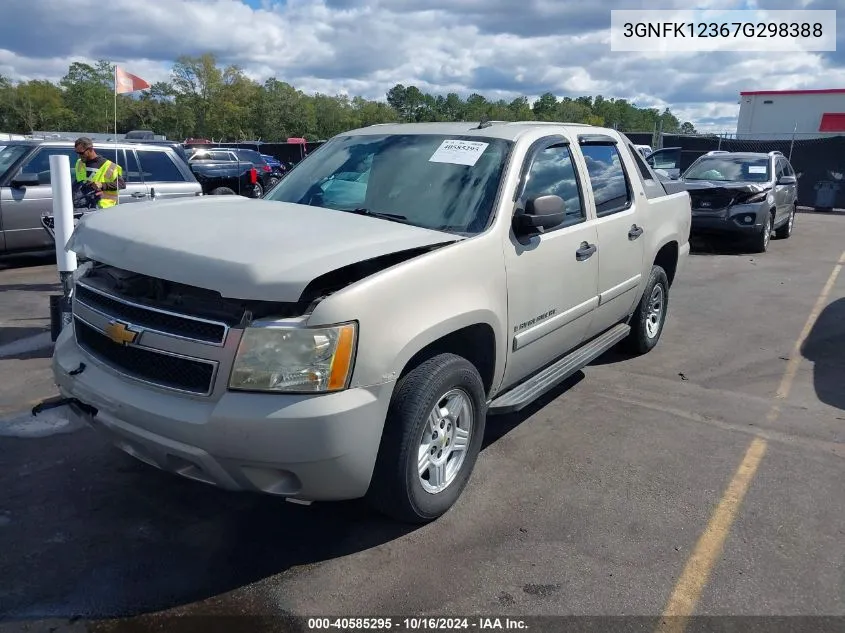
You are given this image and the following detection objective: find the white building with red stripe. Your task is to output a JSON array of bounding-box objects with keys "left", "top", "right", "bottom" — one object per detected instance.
[{"left": 736, "top": 88, "right": 845, "bottom": 140}]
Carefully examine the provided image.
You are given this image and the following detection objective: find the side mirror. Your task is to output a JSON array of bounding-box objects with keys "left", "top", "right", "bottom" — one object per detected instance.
[
  {"left": 11, "top": 173, "right": 40, "bottom": 188},
  {"left": 778, "top": 175, "right": 797, "bottom": 185},
  {"left": 513, "top": 194, "right": 567, "bottom": 235}
]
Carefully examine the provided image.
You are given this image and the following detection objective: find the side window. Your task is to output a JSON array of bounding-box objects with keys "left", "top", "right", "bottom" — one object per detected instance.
[
  {"left": 19, "top": 148, "right": 77, "bottom": 184},
  {"left": 137, "top": 150, "right": 186, "bottom": 183},
  {"left": 579, "top": 144, "right": 632, "bottom": 217},
  {"left": 628, "top": 143, "right": 655, "bottom": 182},
  {"left": 122, "top": 149, "right": 143, "bottom": 183},
  {"left": 521, "top": 143, "right": 585, "bottom": 226}
]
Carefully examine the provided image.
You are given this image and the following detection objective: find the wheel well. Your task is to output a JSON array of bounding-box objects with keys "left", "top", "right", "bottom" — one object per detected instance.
[
  {"left": 654, "top": 241, "right": 679, "bottom": 287},
  {"left": 399, "top": 324, "right": 497, "bottom": 396}
]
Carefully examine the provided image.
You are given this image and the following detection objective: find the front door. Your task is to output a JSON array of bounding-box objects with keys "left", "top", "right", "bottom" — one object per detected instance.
[
  {"left": 773, "top": 157, "right": 795, "bottom": 225},
  {"left": 0, "top": 146, "right": 77, "bottom": 252},
  {"left": 576, "top": 140, "right": 645, "bottom": 335},
  {"left": 500, "top": 136, "right": 600, "bottom": 391}
]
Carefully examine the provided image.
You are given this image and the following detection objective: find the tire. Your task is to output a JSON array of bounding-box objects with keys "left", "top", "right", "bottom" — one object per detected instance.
[
  {"left": 366, "top": 353, "right": 487, "bottom": 524},
  {"left": 209, "top": 187, "right": 236, "bottom": 195},
  {"left": 624, "top": 265, "right": 670, "bottom": 355},
  {"left": 750, "top": 211, "right": 774, "bottom": 253},
  {"left": 774, "top": 205, "right": 795, "bottom": 239},
  {"left": 268, "top": 177, "right": 280, "bottom": 189},
  {"left": 251, "top": 183, "right": 264, "bottom": 198}
]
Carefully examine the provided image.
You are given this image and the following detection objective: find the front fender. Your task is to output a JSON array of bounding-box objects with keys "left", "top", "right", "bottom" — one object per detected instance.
[{"left": 305, "top": 233, "right": 509, "bottom": 390}]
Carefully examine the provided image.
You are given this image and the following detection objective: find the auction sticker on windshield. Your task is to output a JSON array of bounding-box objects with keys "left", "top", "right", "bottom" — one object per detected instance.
[
  {"left": 748, "top": 165, "right": 767, "bottom": 173},
  {"left": 429, "top": 140, "right": 489, "bottom": 166}
]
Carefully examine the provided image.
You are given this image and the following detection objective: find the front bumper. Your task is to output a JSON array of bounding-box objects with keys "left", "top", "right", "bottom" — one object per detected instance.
[
  {"left": 690, "top": 204, "right": 767, "bottom": 236},
  {"left": 51, "top": 327, "right": 395, "bottom": 501}
]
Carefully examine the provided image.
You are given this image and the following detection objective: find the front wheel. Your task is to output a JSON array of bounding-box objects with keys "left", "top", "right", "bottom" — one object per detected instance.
[
  {"left": 750, "top": 212, "right": 773, "bottom": 253},
  {"left": 366, "top": 353, "right": 487, "bottom": 524},
  {"left": 624, "top": 265, "right": 669, "bottom": 355}
]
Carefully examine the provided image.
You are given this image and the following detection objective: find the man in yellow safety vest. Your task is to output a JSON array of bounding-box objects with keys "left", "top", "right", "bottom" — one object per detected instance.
[{"left": 73, "top": 137, "right": 125, "bottom": 209}]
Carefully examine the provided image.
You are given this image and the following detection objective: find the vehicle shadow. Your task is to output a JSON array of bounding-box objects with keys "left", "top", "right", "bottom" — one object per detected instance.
[
  {"left": 801, "top": 296, "right": 845, "bottom": 412},
  {"left": 688, "top": 236, "right": 759, "bottom": 256},
  {"left": 0, "top": 282, "right": 61, "bottom": 293},
  {"left": 0, "top": 251, "right": 56, "bottom": 272},
  {"left": 0, "top": 326, "right": 53, "bottom": 361},
  {"left": 0, "top": 376, "right": 581, "bottom": 621}
]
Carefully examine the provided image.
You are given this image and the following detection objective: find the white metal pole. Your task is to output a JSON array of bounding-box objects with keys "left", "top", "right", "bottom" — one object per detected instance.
[{"left": 50, "top": 154, "right": 78, "bottom": 337}]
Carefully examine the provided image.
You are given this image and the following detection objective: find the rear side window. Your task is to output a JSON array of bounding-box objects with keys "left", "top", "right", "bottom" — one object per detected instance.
[
  {"left": 18, "top": 147, "right": 78, "bottom": 184},
  {"left": 137, "top": 150, "right": 186, "bottom": 182},
  {"left": 628, "top": 143, "right": 655, "bottom": 182},
  {"left": 580, "top": 144, "right": 632, "bottom": 216}
]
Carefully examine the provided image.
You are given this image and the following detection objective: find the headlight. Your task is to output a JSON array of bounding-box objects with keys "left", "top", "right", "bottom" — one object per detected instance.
[{"left": 228, "top": 322, "right": 357, "bottom": 393}]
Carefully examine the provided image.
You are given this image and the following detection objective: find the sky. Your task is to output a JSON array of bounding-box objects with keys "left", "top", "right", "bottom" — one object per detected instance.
[{"left": 0, "top": 0, "right": 842, "bottom": 133}]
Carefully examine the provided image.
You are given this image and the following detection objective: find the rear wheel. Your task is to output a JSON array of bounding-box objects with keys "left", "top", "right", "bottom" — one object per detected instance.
[
  {"left": 624, "top": 265, "right": 669, "bottom": 355},
  {"left": 774, "top": 205, "right": 795, "bottom": 239},
  {"left": 366, "top": 353, "right": 487, "bottom": 524},
  {"left": 209, "top": 187, "right": 236, "bottom": 195}
]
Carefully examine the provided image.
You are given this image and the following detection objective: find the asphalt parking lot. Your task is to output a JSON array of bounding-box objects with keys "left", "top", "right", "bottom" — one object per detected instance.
[{"left": 0, "top": 209, "right": 843, "bottom": 631}]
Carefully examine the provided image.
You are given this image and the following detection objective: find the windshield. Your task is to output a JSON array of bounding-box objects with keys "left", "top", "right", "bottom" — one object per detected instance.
[
  {"left": 684, "top": 156, "right": 770, "bottom": 182},
  {"left": 263, "top": 133, "right": 512, "bottom": 234},
  {"left": 0, "top": 145, "right": 30, "bottom": 178}
]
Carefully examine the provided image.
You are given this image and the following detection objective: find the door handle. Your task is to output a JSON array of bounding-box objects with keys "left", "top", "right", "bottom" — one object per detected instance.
[
  {"left": 628, "top": 224, "right": 643, "bottom": 240},
  {"left": 131, "top": 192, "right": 148, "bottom": 198},
  {"left": 576, "top": 242, "right": 597, "bottom": 261}
]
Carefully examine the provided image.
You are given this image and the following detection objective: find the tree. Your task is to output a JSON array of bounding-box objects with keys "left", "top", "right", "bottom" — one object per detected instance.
[{"left": 0, "top": 55, "right": 698, "bottom": 142}]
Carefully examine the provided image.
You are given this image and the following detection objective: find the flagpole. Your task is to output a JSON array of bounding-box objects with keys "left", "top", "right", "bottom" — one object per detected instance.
[{"left": 114, "top": 63, "right": 119, "bottom": 205}]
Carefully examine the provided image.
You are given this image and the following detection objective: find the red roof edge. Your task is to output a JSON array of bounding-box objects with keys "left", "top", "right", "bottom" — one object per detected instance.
[
  {"left": 741, "top": 88, "right": 845, "bottom": 96},
  {"left": 819, "top": 113, "right": 845, "bottom": 132}
]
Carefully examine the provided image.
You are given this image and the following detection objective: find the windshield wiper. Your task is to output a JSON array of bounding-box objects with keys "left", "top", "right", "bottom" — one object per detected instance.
[{"left": 348, "top": 208, "right": 408, "bottom": 222}]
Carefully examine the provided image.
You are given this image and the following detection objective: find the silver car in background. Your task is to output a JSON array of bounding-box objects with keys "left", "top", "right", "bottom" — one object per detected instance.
[{"left": 0, "top": 140, "right": 202, "bottom": 256}]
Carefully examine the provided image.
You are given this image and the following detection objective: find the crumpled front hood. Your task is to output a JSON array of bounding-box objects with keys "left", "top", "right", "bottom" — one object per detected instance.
[{"left": 67, "top": 196, "right": 461, "bottom": 301}]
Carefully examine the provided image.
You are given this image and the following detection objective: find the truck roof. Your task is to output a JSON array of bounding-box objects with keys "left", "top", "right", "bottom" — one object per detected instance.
[{"left": 344, "top": 121, "right": 604, "bottom": 142}]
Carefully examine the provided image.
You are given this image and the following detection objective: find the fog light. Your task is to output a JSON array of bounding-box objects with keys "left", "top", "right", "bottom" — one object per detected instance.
[{"left": 744, "top": 215, "right": 755, "bottom": 224}]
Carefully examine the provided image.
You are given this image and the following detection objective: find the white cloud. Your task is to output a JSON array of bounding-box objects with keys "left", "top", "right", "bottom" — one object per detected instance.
[{"left": 0, "top": 0, "right": 842, "bottom": 132}]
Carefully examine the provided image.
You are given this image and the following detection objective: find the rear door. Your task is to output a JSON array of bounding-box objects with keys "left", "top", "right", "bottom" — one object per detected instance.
[
  {"left": 0, "top": 145, "right": 76, "bottom": 252},
  {"left": 97, "top": 147, "right": 149, "bottom": 204},
  {"left": 135, "top": 148, "right": 200, "bottom": 200},
  {"left": 575, "top": 136, "right": 645, "bottom": 336}
]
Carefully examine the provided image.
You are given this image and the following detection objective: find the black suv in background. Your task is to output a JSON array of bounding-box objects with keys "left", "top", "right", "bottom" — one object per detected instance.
[{"left": 682, "top": 150, "right": 798, "bottom": 253}]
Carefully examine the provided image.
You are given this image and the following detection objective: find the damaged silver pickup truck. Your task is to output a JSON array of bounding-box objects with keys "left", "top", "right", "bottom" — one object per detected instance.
[{"left": 47, "top": 121, "right": 691, "bottom": 523}]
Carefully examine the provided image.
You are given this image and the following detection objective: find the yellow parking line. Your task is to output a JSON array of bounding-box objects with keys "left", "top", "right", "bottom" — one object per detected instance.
[{"left": 656, "top": 250, "right": 845, "bottom": 633}]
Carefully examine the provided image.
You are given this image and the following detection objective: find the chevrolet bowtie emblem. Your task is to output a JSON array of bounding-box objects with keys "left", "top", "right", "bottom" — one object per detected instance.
[{"left": 104, "top": 320, "right": 138, "bottom": 346}]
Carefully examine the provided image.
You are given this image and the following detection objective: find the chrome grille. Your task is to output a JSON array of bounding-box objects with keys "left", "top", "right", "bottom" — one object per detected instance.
[
  {"left": 73, "top": 316, "right": 218, "bottom": 396},
  {"left": 75, "top": 281, "right": 228, "bottom": 345}
]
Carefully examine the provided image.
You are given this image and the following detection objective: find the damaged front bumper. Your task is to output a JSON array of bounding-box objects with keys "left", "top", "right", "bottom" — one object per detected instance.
[{"left": 46, "top": 326, "right": 396, "bottom": 502}]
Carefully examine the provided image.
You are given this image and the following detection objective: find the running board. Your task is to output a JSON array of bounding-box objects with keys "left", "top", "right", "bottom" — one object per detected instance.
[{"left": 488, "top": 323, "right": 631, "bottom": 415}]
